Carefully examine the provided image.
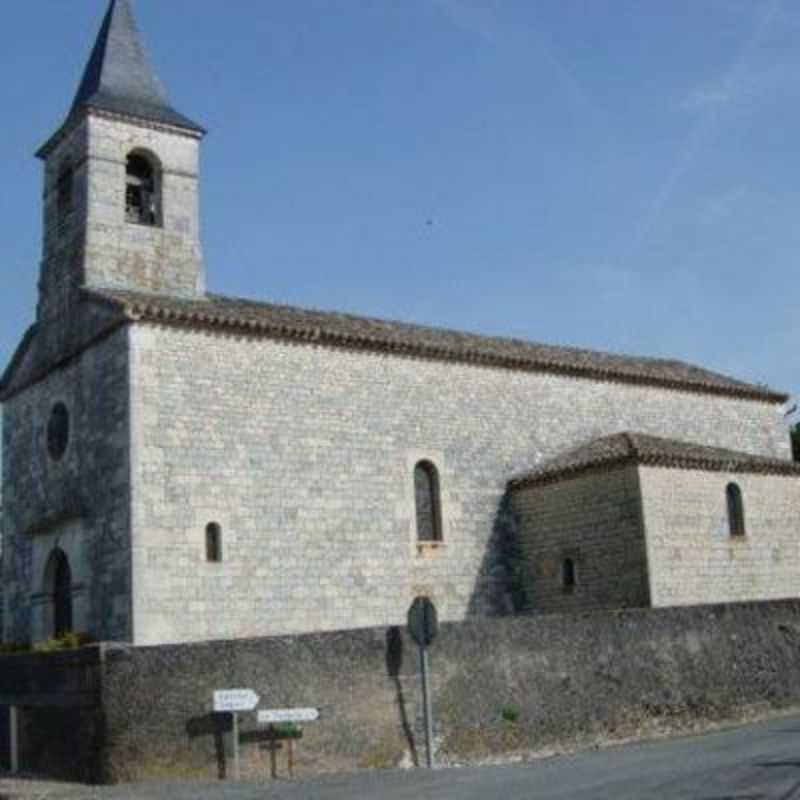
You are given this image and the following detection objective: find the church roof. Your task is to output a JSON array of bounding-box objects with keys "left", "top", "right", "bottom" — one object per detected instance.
[
  {"left": 509, "top": 432, "right": 800, "bottom": 489},
  {"left": 86, "top": 288, "right": 787, "bottom": 404},
  {"left": 40, "top": 0, "right": 203, "bottom": 156},
  {"left": 73, "top": 0, "right": 204, "bottom": 132}
]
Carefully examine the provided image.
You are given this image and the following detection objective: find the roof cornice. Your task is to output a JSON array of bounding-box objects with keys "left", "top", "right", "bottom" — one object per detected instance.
[
  {"left": 36, "top": 106, "right": 204, "bottom": 161},
  {"left": 85, "top": 288, "right": 790, "bottom": 405}
]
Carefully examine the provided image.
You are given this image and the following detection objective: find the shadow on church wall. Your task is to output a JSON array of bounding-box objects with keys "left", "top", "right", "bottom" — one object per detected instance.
[{"left": 465, "top": 490, "right": 531, "bottom": 619}]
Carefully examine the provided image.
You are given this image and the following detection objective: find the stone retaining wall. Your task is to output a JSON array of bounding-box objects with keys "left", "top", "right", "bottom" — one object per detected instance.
[{"left": 3, "top": 600, "right": 800, "bottom": 783}]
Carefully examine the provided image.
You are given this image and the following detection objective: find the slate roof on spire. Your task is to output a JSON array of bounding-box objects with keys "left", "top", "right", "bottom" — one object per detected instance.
[{"left": 70, "top": 0, "right": 204, "bottom": 134}]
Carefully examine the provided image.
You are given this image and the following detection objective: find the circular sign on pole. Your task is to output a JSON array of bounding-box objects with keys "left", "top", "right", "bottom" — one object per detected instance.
[{"left": 408, "top": 596, "right": 438, "bottom": 647}]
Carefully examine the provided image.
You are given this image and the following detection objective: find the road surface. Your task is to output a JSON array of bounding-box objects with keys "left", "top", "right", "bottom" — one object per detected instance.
[{"left": 4, "top": 713, "right": 800, "bottom": 799}]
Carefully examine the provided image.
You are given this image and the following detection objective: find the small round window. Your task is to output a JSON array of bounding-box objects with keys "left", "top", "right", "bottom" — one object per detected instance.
[{"left": 47, "top": 403, "right": 70, "bottom": 461}]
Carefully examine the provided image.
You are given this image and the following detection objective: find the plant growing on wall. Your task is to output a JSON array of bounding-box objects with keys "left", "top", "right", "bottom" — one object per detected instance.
[
  {"left": 500, "top": 705, "right": 521, "bottom": 724},
  {"left": 0, "top": 632, "right": 95, "bottom": 655}
]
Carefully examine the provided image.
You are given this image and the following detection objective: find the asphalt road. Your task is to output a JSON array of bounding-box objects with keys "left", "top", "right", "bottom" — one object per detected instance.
[{"left": 5, "top": 714, "right": 800, "bottom": 799}]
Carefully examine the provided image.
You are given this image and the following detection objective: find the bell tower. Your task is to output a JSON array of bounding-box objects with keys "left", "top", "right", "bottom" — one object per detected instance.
[{"left": 36, "top": 0, "right": 206, "bottom": 323}]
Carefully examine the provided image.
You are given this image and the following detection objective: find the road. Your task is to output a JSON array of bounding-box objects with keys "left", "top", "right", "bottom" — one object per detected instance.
[{"left": 4, "top": 714, "right": 800, "bottom": 799}]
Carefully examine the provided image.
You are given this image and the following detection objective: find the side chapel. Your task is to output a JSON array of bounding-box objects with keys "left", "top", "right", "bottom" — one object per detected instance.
[{"left": 2, "top": 0, "right": 800, "bottom": 646}]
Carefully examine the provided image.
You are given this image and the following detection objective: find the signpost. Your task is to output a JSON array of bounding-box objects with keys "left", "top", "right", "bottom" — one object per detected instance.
[
  {"left": 9, "top": 705, "right": 18, "bottom": 775},
  {"left": 213, "top": 689, "right": 261, "bottom": 779},
  {"left": 257, "top": 708, "right": 320, "bottom": 777},
  {"left": 408, "top": 596, "right": 438, "bottom": 769}
]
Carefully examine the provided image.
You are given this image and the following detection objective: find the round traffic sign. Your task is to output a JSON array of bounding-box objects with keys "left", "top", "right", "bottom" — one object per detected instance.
[{"left": 408, "top": 596, "right": 438, "bottom": 647}]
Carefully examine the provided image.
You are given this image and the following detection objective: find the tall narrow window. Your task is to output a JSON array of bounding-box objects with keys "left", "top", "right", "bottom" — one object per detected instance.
[
  {"left": 44, "top": 548, "right": 73, "bottom": 637},
  {"left": 46, "top": 402, "right": 70, "bottom": 462},
  {"left": 726, "top": 483, "right": 746, "bottom": 537},
  {"left": 125, "top": 152, "right": 160, "bottom": 226},
  {"left": 56, "top": 162, "right": 74, "bottom": 235},
  {"left": 206, "top": 523, "right": 222, "bottom": 563},
  {"left": 414, "top": 461, "right": 442, "bottom": 543},
  {"left": 562, "top": 558, "right": 577, "bottom": 593}
]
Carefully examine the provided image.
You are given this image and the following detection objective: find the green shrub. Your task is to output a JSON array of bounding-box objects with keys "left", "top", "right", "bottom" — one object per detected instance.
[
  {"left": 31, "top": 632, "right": 95, "bottom": 653},
  {"left": 500, "top": 705, "right": 520, "bottom": 724},
  {"left": 0, "top": 642, "right": 30, "bottom": 655}
]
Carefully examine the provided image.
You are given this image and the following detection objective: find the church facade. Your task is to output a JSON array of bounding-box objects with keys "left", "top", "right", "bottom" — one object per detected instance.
[{"left": 2, "top": 0, "right": 799, "bottom": 647}]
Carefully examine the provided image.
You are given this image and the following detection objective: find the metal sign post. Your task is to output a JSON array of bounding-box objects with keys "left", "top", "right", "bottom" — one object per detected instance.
[
  {"left": 213, "top": 689, "right": 261, "bottom": 780},
  {"left": 419, "top": 644, "right": 434, "bottom": 769},
  {"left": 408, "top": 596, "right": 439, "bottom": 769},
  {"left": 232, "top": 712, "right": 240, "bottom": 780},
  {"left": 9, "top": 705, "right": 19, "bottom": 775}
]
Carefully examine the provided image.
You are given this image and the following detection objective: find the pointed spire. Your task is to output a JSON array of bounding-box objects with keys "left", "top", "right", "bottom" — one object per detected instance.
[{"left": 71, "top": 0, "right": 204, "bottom": 133}]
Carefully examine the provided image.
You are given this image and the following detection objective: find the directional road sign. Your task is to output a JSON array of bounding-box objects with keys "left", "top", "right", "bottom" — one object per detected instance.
[
  {"left": 258, "top": 708, "right": 320, "bottom": 725},
  {"left": 213, "top": 689, "right": 260, "bottom": 713}
]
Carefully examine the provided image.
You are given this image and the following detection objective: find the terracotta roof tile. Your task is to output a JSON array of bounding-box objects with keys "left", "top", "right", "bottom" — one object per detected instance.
[
  {"left": 86, "top": 288, "right": 787, "bottom": 403},
  {"left": 509, "top": 432, "right": 800, "bottom": 489}
]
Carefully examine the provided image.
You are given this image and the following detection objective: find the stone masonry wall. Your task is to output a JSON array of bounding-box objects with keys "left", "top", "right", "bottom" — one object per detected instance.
[
  {"left": 640, "top": 467, "right": 800, "bottom": 607},
  {"left": 1, "top": 327, "right": 131, "bottom": 643},
  {"left": 38, "top": 113, "right": 203, "bottom": 324},
  {"left": 510, "top": 466, "right": 649, "bottom": 612},
  {"left": 81, "top": 115, "right": 204, "bottom": 297},
  {"left": 0, "top": 647, "right": 102, "bottom": 781},
  {"left": 96, "top": 600, "right": 800, "bottom": 781},
  {"left": 129, "top": 323, "right": 790, "bottom": 644},
  {"left": 38, "top": 119, "right": 88, "bottom": 323},
  {"left": 3, "top": 600, "right": 800, "bottom": 783}
]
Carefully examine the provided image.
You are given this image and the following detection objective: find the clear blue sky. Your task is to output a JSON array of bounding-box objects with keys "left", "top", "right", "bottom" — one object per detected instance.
[{"left": 1, "top": 0, "right": 798, "bottom": 408}]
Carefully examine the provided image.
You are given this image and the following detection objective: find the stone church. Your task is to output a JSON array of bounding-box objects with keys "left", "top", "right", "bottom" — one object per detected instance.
[{"left": 2, "top": 0, "right": 799, "bottom": 647}]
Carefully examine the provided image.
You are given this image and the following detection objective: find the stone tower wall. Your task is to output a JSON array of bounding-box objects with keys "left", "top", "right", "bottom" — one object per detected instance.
[
  {"left": 38, "top": 120, "right": 89, "bottom": 322},
  {"left": 128, "top": 324, "right": 791, "bottom": 645},
  {"left": 38, "top": 113, "right": 203, "bottom": 323}
]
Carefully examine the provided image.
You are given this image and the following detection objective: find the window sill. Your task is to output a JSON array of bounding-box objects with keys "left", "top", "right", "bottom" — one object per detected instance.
[
  {"left": 126, "top": 217, "right": 162, "bottom": 229},
  {"left": 416, "top": 541, "right": 446, "bottom": 555}
]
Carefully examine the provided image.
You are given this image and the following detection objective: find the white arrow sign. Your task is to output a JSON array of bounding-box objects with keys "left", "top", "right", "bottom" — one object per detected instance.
[
  {"left": 213, "top": 689, "right": 260, "bottom": 713},
  {"left": 258, "top": 708, "right": 320, "bottom": 724}
]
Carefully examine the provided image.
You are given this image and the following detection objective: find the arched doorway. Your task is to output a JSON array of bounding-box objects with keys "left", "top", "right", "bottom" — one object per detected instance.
[{"left": 44, "top": 549, "right": 73, "bottom": 637}]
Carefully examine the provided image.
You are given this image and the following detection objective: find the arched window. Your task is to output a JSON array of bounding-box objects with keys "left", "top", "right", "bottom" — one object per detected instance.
[
  {"left": 44, "top": 549, "right": 73, "bottom": 637},
  {"left": 56, "top": 162, "right": 74, "bottom": 233},
  {"left": 726, "top": 483, "right": 746, "bottom": 537},
  {"left": 125, "top": 152, "right": 160, "bottom": 226},
  {"left": 206, "top": 523, "right": 222, "bottom": 563},
  {"left": 562, "top": 558, "right": 576, "bottom": 593},
  {"left": 414, "top": 461, "right": 442, "bottom": 543}
]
